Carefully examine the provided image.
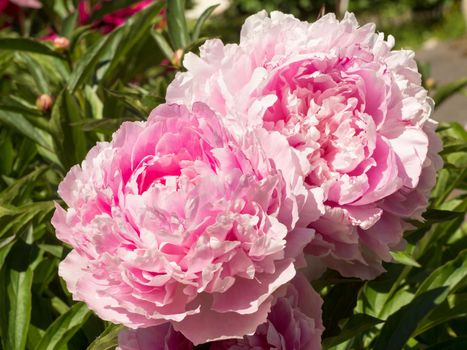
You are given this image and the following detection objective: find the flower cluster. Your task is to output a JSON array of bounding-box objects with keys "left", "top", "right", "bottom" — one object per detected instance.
[
  {"left": 167, "top": 11, "right": 443, "bottom": 280},
  {"left": 117, "top": 273, "right": 323, "bottom": 350},
  {"left": 53, "top": 10, "right": 442, "bottom": 349}
]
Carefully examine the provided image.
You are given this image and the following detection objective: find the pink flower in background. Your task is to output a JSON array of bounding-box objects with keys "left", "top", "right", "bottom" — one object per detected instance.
[
  {"left": 117, "top": 273, "right": 323, "bottom": 350},
  {"left": 0, "top": 0, "right": 41, "bottom": 15},
  {"left": 0, "top": 0, "right": 9, "bottom": 12},
  {"left": 9, "top": 0, "right": 41, "bottom": 8},
  {"left": 53, "top": 102, "right": 315, "bottom": 345},
  {"left": 167, "top": 11, "right": 443, "bottom": 280},
  {"left": 78, "top": 0, "right": 154, "bottom": 33}
]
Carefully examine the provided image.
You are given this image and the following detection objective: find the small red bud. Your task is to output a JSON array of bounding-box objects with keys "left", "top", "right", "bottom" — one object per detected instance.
[{"left": 36, "top": 94, "right": 53, "bottom": 112}]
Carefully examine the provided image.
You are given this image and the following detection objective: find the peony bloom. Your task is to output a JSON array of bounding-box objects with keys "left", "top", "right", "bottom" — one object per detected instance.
[
  {"left": 211, "top": 272, "right": 324, "bottom": 350},
  {"left": 117, "top": 323, "right": 193, "bottom": 350},
  {"left": 117, "top": 273, "right": 324, "bottom": 350},
  {"left": 53, "top": 102, "right": 316, "bottom": 344},
  {"left": 167, "top": 11, "right": 443, "bottom": 280}
]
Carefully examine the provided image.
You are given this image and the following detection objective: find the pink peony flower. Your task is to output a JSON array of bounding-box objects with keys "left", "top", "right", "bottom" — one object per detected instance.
[
  {"left": 53, "top": 102, "right": 315, "bottom": 344},
  {"left": 166, "top": 11, "right": 443, "bottom": 280},
  {"left": 116, "top": 273, "right": 324, "bottom": 350},
  {"left": 117, "top": 323, "right": 193, "bottom": 350},
  {"left": 211, "top": 272, "right": 324, "bottom": 350}
]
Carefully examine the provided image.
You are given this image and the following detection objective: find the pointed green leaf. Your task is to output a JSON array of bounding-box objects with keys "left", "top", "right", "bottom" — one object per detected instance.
[
  {"left": 51, "top": 90, "right": 88, "bottom": 168},
  {"left": 414, "top": 293, "right": 467, "bottom": 336},
  {"left": 6, "top": 268, "right": 34, "bottom": 350},
  {"left": 191, "top": 4, "right": 219, "bottom": 41},
  {"left": 0, "top": 38, "right": 63, "bottom": 59},
  {"left": 101, "top": 2, "right": 165, "bottom": 85},
  {"left": 415, "top": 250, "right": 467, "bottom": 299},
  {"left": 0, "top": 110, "right": 53, "bottom": 151},
  {"left": 167, "top": 0, "right": 189, "bottom": 49},
  {"left": 151, "top": 28, "right": 174, "bottom": 60},
  {"left": 390, "top": 251, "right": 421, "bottom": 268},
  {"left": 61, "top": 12, "right": 78, "bottom": 38},
  {"left": 87, "top": 324, "right": 123, "bottom": 350},
  {"left": 373, "top": 287, "right": 447, "bottom": 350},
  {"left": 67, "top": 28, "right": 124, "bottom": 93},
  {"left": 34, "top": 302, "right": 92, "bottom": 350},
  {"left": 323, "top": 314, "right": 383, "bottom": 349},
  {"left": 4, "top": 236, "right": 40, "bottom": 350}
]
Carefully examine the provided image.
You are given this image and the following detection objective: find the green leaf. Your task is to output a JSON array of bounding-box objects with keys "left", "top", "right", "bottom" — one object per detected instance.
[
  {"left": 390, "top": 250, "right": 421, "bottom": 268},
  {"left": 422, "top": 209, "right": 465, "bottom": 223},
  {"left": 34, "top": 303, "right": 92, "bottom": 350},
  {"left": 431, "top": 168, "right": 467, "bottom": 208},
  {"left": 101, "top": 2, "right": 165, "bottom": 85},
  {"left": 414, "top": 293, "right": 467, "bottom": 336},
  {"left": 38, "top": 244, "right": 64, "bottom": 259},
  {"left": 71, "top": 117, "right": 134, "bottom": 133},
  {"left": 151, "top": 28, "right": 174, "bottom": 61},
  {"left": 50, "top": 90, "right": 88, "bottom": 168},
  {"left": 4, "top": 235, "right": 40, "bottom": 350},
  {"left": 51, "top": 297, "right": 70, "bottom": 315},
  {"left": 61, "top": 12, "right": 78, "bottom": 38},
  {"left": 373, "top": 287, "right": 447, "bottom": 350},
  {"left": 0, "top": 38, "right": 63, "bottom": 59},
  {"left": 0, "top": 104, "right": 53, "bottom": 134},
  {"left": 191, "top": 4, "right": 219, "bottom": 41},
  {"left": 0, "top": 166, "right": 47, "bottom": 205},
  {"left": 84, "top": 86, "right": 103, "bottom": 120},
  {"left": 322, "top": 282, "right": 363, "bottom": 337},
  {"left": 87, "top": 324, "right": 123, "bottom": 350},
  {"left": 440, "top": 141, "right": 467, "bottom": 155},
  {"left": 67, "top": 28, "right": 124, "bottom": 93},
  {"left": 18, "top": 54, "right": 51, "bottom": 94},
  {"left": 415, "top": 250, "right": 467, "bottom": 299},
  {"left": 433, "top": 77, "right": 467, "bottom": 107},
  {"left": 0, "top": 131, "right": 15, "bottom": 175},
  {"left": 323, "top": 314, "right": 383, "bottom": 349},
  {"left": 0, "top": 236, "right": 15, "bottom": 274},
  {"left": 167, "top": 0, "right": 190, "bottom": 49},
  {"left": 357, "top": 274, "right": 410, "bottom": 320},
  {"left": 0, "top": 202, "right": 55, "bottom": 239},
  {"left": 0, "top": 110, "right": 53, "bottom": 152},
  {"left": 6, "top": 267, "right": 34, "bottom": 350}
]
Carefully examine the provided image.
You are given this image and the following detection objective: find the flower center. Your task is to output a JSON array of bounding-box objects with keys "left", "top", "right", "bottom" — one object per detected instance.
[{"left": 260, "top": 57, "right": 380, "bottom": 203}]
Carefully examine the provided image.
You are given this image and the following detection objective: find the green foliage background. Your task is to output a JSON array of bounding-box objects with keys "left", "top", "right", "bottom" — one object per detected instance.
[{"left": 0, "top": 0, "right": 466, "bottom": 349}]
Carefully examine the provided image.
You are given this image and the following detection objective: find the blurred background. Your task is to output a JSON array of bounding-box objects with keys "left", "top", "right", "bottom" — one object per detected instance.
[
  {"left": 198, "top": 0, "right": 467, "bottom": 124},
  {"left": 0, "top": 2, "right": 465, "bottom": 349},
  {"left": 1, "top": 0, "right": 466, "bottom": 124}
]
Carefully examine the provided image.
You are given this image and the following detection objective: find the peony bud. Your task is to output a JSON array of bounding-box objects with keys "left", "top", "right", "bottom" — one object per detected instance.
[
  {"left": 53, "top": 36, "right": 70, "bottom": 51},
  {"left": 36, "top": 94, "right": 53, "bottom": 112},
  {"left": 425, "top": 77, "right": 436, "bottom": 90},
  {"left": 171, "top": 48, "right": 184, "bottom": 68}
]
